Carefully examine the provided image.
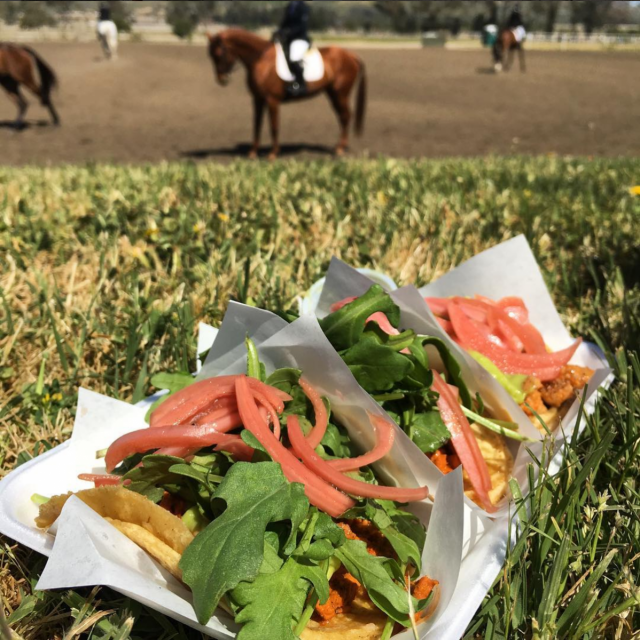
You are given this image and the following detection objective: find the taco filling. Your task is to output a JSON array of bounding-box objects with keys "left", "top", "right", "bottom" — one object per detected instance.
[
  {"left": 425, "top": 295, "right": 594, "bottom": 432},
  {"left": 35, "top": 342, "right": 438, "bottom": 640},
  {"left": 318, "top": 285, "right": 521, "bottom": 512}
]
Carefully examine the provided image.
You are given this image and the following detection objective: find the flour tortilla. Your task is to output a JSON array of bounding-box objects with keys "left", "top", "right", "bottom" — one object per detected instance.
[{"left": 37, "top": 487, "right": 439, "bottom": 637}]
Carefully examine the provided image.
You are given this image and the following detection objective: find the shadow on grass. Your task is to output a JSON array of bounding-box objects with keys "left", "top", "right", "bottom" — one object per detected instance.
[{"left": 181, "top": 142, "right": 336, "bottom": 159}]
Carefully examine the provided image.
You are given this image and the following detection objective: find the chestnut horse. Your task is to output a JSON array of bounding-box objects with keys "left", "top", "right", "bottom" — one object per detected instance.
[
  {"left": 207, "top": 29, "right": 366, "bottom": 159},
  {"left": 0, "top": 43, "right": 59, "bottom": 128},
  {"left": 492, "top": 29, "right": 526, "bottom": 73}
]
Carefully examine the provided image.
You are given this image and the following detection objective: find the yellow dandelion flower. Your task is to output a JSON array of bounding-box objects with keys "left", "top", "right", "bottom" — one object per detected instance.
[
  {"left": 376, "top": 191, "right": 388, "bottom": 206},
  {"left": 145, "top": 219, "right": 159, "bottom": 241},
  {"left": 193, "top": 220, "right": 206, "bottom": 234},
  {"left": 217, "top": 213, "right": 230, "bottom": 222},
  {"left": 52, "top": 393, "right": 63, "bottom": 402},
  {"left": 629, "top": 186, "right": 640, "bottom": 196},
  {"left": 43, "top": 393, "right": 51, "bottom": 405},
  {"left": 523, "top": 189, "right": 532, "bottom": 199}
]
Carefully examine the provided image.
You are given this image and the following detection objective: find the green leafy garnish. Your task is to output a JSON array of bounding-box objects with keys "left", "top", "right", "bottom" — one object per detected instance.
[
  {"left": 232, "top": 556, "right": 329, "bottom": 640},
  {"left": 320, "top": 285, "right": 400, "bottom": 350},
  {"left": 342, "top": 334, "right": 413, "bottom": 392},
  {"left": 180, "top": 462, "right": 310, "bottom": 624}
]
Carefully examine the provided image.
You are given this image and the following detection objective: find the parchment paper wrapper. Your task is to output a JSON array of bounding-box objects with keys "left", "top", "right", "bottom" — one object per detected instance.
[
  {"left": 306, "top": 237, "right": 613, "bottom": 637},
  {"left": 0, "top": 318, "right": 464, "bottom": 639}
]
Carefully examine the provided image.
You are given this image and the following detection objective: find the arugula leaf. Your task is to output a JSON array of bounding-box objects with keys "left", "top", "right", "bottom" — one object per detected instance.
[
  {"left": 335, "top": 538, "right": 415, "bottom": 626},
  {"left": 419, "top": 336, "right": 472, "bottom": 408},
  {"left": 232, "top": 557, "right": 329, "bottom": 640},
  {"left": 179, "top": 462, "right": 310, "bottom": 624},
  {"left": 320, "top": 285, "right": 401, "bottom": 350},
  {"left": 366, "top": 504, "right": 422, "bottom": 572},
  {"left": 375, "top": 500, "right": 427, "bottom": 556},
  {"left": 144, "top": 372, "right": 194, "bottom": 422},
  {"left": 342, "top": 334, "right": 414, "bottom": 392},
  {"left": 409, "top": 411, "right": 451, "bottom": 453},
  {"left": 122, "top": 454, "right": 187, "bottom": 503},
  {"left": 318, "top": 422, "right": 352, "bottom": 458},
  {"left": 265, "top": 368, "right": 301, "bottom": 393}
]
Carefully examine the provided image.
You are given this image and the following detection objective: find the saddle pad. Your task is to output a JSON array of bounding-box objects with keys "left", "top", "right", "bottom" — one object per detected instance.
[
  {"left": 512, "top": 26, "right": 526, "bottom": 43},
  {"left": 275, "top": 41, "right": 325, "bottom": 83}
]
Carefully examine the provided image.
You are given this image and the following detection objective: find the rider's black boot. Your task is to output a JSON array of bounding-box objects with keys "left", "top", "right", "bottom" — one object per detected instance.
[{"left": 287, "top": 61, "right": 307, "bottom": 97}]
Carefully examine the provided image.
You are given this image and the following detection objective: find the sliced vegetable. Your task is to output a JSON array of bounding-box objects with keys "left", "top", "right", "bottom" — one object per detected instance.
[
  {"left": 105, "top": 416, "right": 242, "bottom": 472},
  {"left": 328, "top": 414, "right": 395, "bottom": 472},
  {"left": 431, "top": 373, "right": 495, "bottom": 512},
  {"left": 299, "top": 377, "right": 328, "bottom": 450},
  {"left": 235, "top": 375, "right": 354, "bottom": 517},
  {"left": 288, "top": 415, "right": 429, "bottom": 503},
  {"left": 448, "top": 302, "right": 580, "bottom": 381}
]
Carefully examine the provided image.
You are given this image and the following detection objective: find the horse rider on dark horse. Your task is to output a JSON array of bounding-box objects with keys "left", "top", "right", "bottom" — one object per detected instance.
[
  {"left": 493, "top": 3, "right": 527, "bottom": 72},
  {"left": 274, "top": 0, "right": 310, "bottom": 97}
]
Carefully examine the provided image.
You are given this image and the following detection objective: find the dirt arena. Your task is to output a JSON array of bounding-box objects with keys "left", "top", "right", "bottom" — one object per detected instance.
[{"left": 1, "top": 41, "right": 638, "bottom": 165}]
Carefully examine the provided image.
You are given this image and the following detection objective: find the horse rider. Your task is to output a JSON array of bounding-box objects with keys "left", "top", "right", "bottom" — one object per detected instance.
[
  {"left": 482, "top": 4, "right": 499, "bottom": 47},
  {"left": 98, "top": 1, "right": 111, "bottom": 23},
  {"left": 507, "top": 3, "right": 526, "bottom": 44},
  {"left": 275, "top": 0, "right": 310, "bottom": 97}
]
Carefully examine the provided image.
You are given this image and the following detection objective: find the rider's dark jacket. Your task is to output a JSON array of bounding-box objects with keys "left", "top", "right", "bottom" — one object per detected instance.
[
  {"left": 98, "top": 4, "right": 111, "bottom": 22},
  {"left": 507, "top": 10, "right": 524, "bottom": 29},
  {"left": 278, "top": 1, "right": 310, "bottom": 43}
]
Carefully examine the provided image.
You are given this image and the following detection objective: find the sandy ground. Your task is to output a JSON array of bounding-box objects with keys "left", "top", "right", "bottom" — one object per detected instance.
[{"left": 0, "top": 41, "right": 638, "bottom": 165}]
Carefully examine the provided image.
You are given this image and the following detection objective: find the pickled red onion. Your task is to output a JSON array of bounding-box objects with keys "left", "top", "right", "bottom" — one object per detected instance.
[
  {"left": 288, "top": 415, "right": 429, "bottom": 503},
  {"left": 235, "top": 375, "right": 354, "bottom": 517},
  {"left": 431, "top": 373, "right": 495, "bottom": 512},
  {"left": 105, "top": 415, "right": 242, "bottom": 472},
  {"left": 300, "top": 377, "right": 329, "bottom": 450},
  {"left": 328, "top": 414, "right": 395, "bottom": 472}
]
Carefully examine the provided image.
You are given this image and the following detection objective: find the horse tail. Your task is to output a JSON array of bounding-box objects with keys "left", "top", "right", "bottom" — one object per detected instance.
[
  {"left": 355, "top": 58, "right": 366, "bottom": 137},
  {"left": 22, "top": 46, "right": 58, "bottom": 104}
]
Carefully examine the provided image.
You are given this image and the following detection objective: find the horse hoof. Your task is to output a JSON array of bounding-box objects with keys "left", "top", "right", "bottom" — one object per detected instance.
[
  {"left": 268, "top": 153, "right": 278, "bottom": 162},
  {"left": 248, "top": 150, "right": 258, "bottom": 160},
  {"left": 335, "top": 147, "right": 345, "bottom": 157}
]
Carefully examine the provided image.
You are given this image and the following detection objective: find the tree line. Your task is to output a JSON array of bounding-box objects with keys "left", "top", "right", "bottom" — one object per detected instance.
[{"left": 0, "top": 1, "right": 637, "bottom": 38}]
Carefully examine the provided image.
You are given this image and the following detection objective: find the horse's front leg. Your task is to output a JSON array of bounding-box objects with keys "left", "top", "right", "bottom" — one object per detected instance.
[
  {"left": 518, "top": 47, "right": 526, "bottom": 73},
  {"left": 249, "top": 97, "right": 265, "bottom": 159},
  {"left": 267, "top": 98, "right": 280, "bottom": 161}
]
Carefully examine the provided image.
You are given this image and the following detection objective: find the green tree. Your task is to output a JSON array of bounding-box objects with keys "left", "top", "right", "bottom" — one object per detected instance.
[
  {"left": 166, "top": 1, "right": 198, "bottom": 39},
  {"left": 109, "top": 0, "right": 133, "bottom": 34},
  {"left": 0, "top": 1, "right": 22, "bottom": 24},
  {"left": 19, "top": 1, "right": 57, "bottom": 29},
  {"left": 571, "top": 0, "right": 614, "bottom": 35}
]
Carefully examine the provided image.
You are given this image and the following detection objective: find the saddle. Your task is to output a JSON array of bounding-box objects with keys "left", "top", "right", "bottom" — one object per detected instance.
[{"left": 275, "top": 40, "right": 324, "bottom": 84}]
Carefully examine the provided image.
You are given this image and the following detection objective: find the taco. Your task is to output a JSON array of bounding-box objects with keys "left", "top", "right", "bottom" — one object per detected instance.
[
  {"left": 317, "top": 286, "right": 524, "bottom": 512},
  {"left": 35, "top": 346, "right": 439, "bottom": 640},
  {"left": 425, "top": 295, "right": 594, "bottom": 432}
]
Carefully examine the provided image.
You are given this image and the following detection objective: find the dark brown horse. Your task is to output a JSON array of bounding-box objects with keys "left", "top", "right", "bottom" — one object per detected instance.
[
  {"left": 492, "top": 29, "right": 526, "bottom": 73},
  {"left": 0, "top": 43, "right": 59, "bottom": 128},
  {"left": 207, "top": 29, "right": 366, "bottom": 159}
]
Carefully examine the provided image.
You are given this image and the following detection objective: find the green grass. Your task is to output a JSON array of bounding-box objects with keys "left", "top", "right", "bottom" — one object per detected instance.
[{"left": 0, "top": 156, "right": 639, "bottom": 639}]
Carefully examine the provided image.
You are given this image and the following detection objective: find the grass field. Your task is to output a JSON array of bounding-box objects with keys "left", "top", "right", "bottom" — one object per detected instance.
[{"left": 0, "top": 156, "right": 639, "bottom": 638}]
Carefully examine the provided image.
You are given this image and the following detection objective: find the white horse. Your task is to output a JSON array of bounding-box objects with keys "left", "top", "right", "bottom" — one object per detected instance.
[{"left": 97, "top": 20, "right": 118, "bottom": 60}]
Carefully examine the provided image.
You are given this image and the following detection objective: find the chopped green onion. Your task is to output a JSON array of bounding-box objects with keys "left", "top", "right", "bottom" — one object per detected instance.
[
  {"left": 461, "top": 407, "right": 536, "bottom": 442},
  {"left": 31, "top": 493, "right": 49, "bottom": 506},
  {"left": 380, "top": 617, "right": 395, "bottom": 640},
  {"left": 245, "top": 335, "right": 261, "bottom": 380},
  {"left": 95, "top": 447, "right": 108, "bottom": 459}
]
